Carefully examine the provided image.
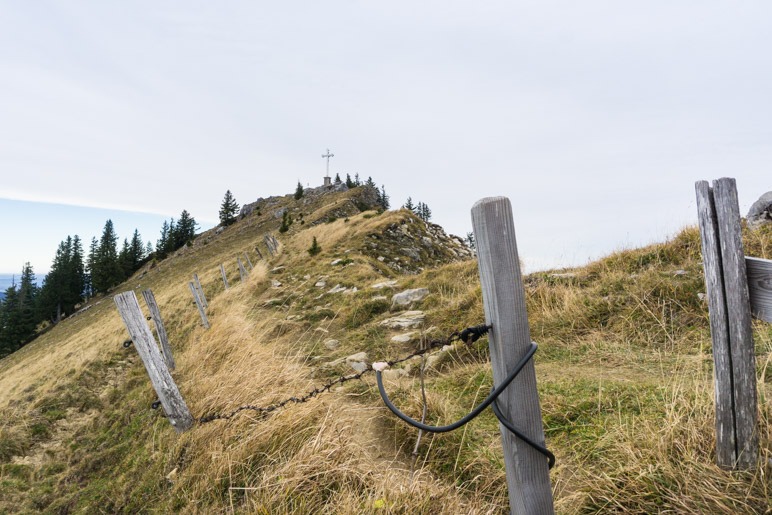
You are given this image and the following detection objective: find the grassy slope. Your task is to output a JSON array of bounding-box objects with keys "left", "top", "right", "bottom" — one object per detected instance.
[{"left": 0, "top": 189, "right": 770, "bottom": 514}]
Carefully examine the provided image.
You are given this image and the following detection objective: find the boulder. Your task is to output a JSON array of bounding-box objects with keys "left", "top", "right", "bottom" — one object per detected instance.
[
  {"left": 747, "top": 191, "right": 772, "bottom": 230},
  {"left": 324, "top": 339, "right": 340, "bottom": 350},
  {"left": 371, "top": 280, "right": 398, "bottom": 289},
  {"left": 391, "top": 288, "right": 429, "bottom": 307},
  {"left": 390, "top": 332, "right": 416, "bottom": 343},
  {"left": 346, "top": 352, "right": 369, "bottom": 373}
]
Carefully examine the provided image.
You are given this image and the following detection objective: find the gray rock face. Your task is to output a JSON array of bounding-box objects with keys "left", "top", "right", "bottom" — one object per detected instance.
[
  {"left": 380, "top": 311, "right": 426, "bottom": 329},
  {"left": 747, "top": 191, "right": 772, "bottom": 230},
  {"left": 391, "top": 332, "right": 416, "bottom": 343},
  {"left": 391, "top": 288, "right": 430, "bottom": 307},
  {"left": 324, "top": 339, "right": 340, "bottom": 350},
  {"left": 345, "top": 352, "right": 369, "bottom": 373}
]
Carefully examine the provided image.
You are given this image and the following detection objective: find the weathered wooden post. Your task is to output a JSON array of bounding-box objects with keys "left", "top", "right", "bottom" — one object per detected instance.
[
  {"left": 695, "top": 178, "right": 758, "bottom": 469},
  {"left": 189, "top": 281, "right": 210, "bottom": 329},
  {"left": 220, "top": 264, "right": 229, "bottom": 290},
  {"left": 114, "top": 291, "right": 193, "bottom": 432},
  {"left": 237, "top": 258, "right": 248, "bottom": 282},
  {"left": 193, "top": 273, "right": 208, "bottom": 308},
  {"left": 244, "top": 252, "right": 254, "bottom": 270},
  {"left": 254, "top": 246, "right": 264, "bottom": 260},
  {"left": 263, "top": 235, "right": 275, "bottom": 257},
  {"left": 472, "top": 197, "right": 554, "bottom": 514},
  {"left": 141, "top": 289, "right": 175, "bottom": 370}
]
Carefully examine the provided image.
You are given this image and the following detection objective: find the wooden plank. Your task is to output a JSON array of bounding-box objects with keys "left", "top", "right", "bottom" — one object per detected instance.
[
  {"left": 472, "top": 197, "right": 554, "bottom": 514},
  {"left": 220, "top": 264, "right": 229, "bottom": 290},
  {"left": 114, "top": 291, "right": 193, "bottom": 432},
  {"left": 189, "top": 282, "right": 210, "bottom": 329},
  {"left": 712, "top": 177, "right": 759, "bottom": 469},
  {"left": 746, "top": 256, "right": 772, "bottom": 323},
  {"left": 695, "top": 181, "right": 736, "bottom": 467},
  {"left": 141, "top": 289, "right": 175, "bottom": 371},
  {"left": 244, "top": 252, "right": 254, "bottom": 270},
  {"left": 237, "top": 258, "right": 248, "bottom": 282},
  {"left": 193, "top": 273, "right": 208, "bottom": 308}
]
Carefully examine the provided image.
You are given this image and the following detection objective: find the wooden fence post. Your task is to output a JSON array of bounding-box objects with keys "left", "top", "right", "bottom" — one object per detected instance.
[
  {"left": 254, "top": 246, "right": 263, "bottom": 260},
  {"left": 141, "top": 289, "right": 175, "bottom": 370},
  {"left": 114, "top": 291, "right": 193, "bottom": 432},
  {"left": 237, "top": 258, "right": 248, "bottom": 282},
  {"left": 193, "top": 273, "right": 208, "bottom": 308},
  {"left": 695, "top": 178, "right": 759, "bottom": 469},
  {"left": 263, "top": 235, "right": 274, "bottom": 256},
  {"left": 220, "top": 264, "right": 229, "bottom": 290},
  {"left": 472, "top": 197, "right": 554, "bottom": 514},
  {"left": 189, "top": 282, "right": 210, "bottom": 329},
  {"left": 244, "top": 252, "right": 254, "bottom": 270}
]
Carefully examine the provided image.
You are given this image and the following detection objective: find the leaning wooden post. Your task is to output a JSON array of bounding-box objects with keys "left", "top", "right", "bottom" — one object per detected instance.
[
  {"left": 114, "top": 291, "right": 193, "bottom": 432},
  {"left": 141, "top": 289, "right": 175, "bottom": 370},
  {"left": 712, "top": 178, "right": 758, "bottom": 468},
  {"left": 237, "top": 258, "right": 248, "bottom": 282},
  {"left": 244, "top": 252, "right": 254, "bottom": 270},
  {"left": 193, "top": 273, "right": 208, "bottom": 308},
  {"left": 220, "top": 264, "right": 229, "bottom": 290},
  {"left": 254, "top": 246, "right": 263, "bottom": 260},
  {"left": 263, "top": 235, "right": 274, "bottom": 257},
  {"left": 472, "top": 197, "right": 553, "bottom": 514},
  {"left": 189, "top": 282, "right": 210, "bottom": 329},
  {"left": 695, "top": 181, "right": 736, "bottom": 467}
]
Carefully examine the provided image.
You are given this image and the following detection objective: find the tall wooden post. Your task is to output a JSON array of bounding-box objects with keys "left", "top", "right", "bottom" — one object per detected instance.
[
  {"left": 193, "top": 273, "right": 208, "bottom": 308},
  {"left": 114, "top": 292, "right": 193, "bottom": 432},
  {"left": 220, "top": 264, "right": 230, "bottom": 290},
  {"left": 695, "top": 178, "right": 758, "bottom": 469},
  {"left": 141, "top": 289, "right": 175, "bottom": 370},
  {"left": 189, "top": 282, "right": 210, "bottom": 329},
  {"left": 472, "top": 197, "right": 553, "bottom": 514},
  {"left": 237, "top": 258, "right": 248, "bottom": 282},
  {"left": 244, "top": 252, "right": 254, "bottom": 270},
  {"left": 254, "top": 246, "right": 263, "bottom": 260}
]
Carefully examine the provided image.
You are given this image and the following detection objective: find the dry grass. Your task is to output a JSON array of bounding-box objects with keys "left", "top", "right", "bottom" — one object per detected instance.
[{"left": 0, "top": 188, "right": 770, "bottom": 514}]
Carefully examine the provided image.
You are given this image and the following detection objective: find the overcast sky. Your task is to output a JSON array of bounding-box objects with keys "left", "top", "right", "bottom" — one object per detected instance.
[{"left": 1, "top": 1, "right": 770, "bottom": 275}]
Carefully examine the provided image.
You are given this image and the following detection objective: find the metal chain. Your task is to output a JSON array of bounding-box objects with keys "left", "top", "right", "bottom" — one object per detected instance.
[{"left": 196, "top": 324, "right": 490, "bottom": 424}]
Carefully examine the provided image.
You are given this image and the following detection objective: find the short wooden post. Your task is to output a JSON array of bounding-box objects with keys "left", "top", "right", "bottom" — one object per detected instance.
[
  {"left": 220, "top": 264, "right": 229, "bottom": 290},
  {"left": 244, "top": 252, "right": 254, "bottom": 270},
  {"left": 114, "top": 291, "right": 193, "bottom": 432},
  {"left": 472, "top": 197, "right": 553, "bottom": 514},
  {"left": 254, "top": 246, "right": 263, "bottom": 260},
  {"left": 189, "top": 281, "right": 210, "bottom": 329},
  {"left": 746, "top": 256, "right": 772, "bottom": 322},
  {"left": 263, "top": 235, "right": 274, "bottom": 256},
  {"left": 695, "top": 178, "right": 758, "bottom": 469},
  {"left": 237, "top": 258, "right": 248, "bottom": 282},
  {"left": 271, "top": 235, "right": 279, "bottom": 252},
  {"left": 193, "top": 273, "right": 208, "bottom": 308},
  {"left": 141, "top": 289, "right": 175, "bottom": 370}
]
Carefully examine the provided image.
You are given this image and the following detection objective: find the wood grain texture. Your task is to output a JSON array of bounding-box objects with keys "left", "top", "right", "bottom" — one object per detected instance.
[
  {"left": 220, "top": 264, "right": 229, "bottom": 290},
  {"left": 193, "top": 274, "right": 208, "bottom": 308},
  {"left": 237, "top": 258, "right": 248, "bottom": 282},
  {"left": 141, "top": 289, "right": 175, "bottom": 371},
  {"left": 746, "top": 256, "right": 772, "bottom": 323},
  {"left": 472, "top": 197, "right": 554, "bottom": 515},
  {"left": 189, "top": 282, "right": 210, "bottom": 329},
  {"left": 712, "top": 177, "right": 759, "bottom": 469},
  {"left": 114, "top": 291, "right": 193, "bottom": 432},
  {"left": 695, "top": 181, "right": 736, "bottom": 467}
]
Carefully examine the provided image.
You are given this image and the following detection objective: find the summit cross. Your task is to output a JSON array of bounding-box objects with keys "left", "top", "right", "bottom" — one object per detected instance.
[{"left": 322, "top": 149, "right": 334, "bottom": 178}]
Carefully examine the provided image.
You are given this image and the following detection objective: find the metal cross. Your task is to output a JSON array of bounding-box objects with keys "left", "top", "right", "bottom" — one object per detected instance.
[{"left": 322, "top": 148, "right": 334, "bottom": 178}]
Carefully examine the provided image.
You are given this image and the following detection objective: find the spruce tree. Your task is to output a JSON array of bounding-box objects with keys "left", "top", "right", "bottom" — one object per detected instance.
[
  {"left": 404, "top": 197, "right": 414, "bottom": 211},
  {"left": 91, "top": 220, "right": 121, "bottom": 293},
  {"left": 334, "top": 173, "right": 341, "bottom": 185},
  {"left": 156, "top": 220, "right": 170, "bottom": 259},
  {"left": 345, "top": 173, "right": 355, "bottom": 188},
  {"left": 175, "top": 210, "right": 197, "bottom": 248},
  {"left": 294, "top": 181, "right": 304, "bottom": 200},
  {"left": 219, "top": 190, "right": 239, "bottom": 226},
  {"left": 379, "top": 185, "right": 390, "bottom": 210},
  {"left": 307, "top": 236, "right": 321, "bottom": 256},
  {"left": 279, "top": 211, "right": 292, "bottom": 233}
]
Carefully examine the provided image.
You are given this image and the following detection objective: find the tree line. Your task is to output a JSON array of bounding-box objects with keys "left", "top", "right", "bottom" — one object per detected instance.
[{"left": 0, "top": 210, "right": 198, "bottom": 357}]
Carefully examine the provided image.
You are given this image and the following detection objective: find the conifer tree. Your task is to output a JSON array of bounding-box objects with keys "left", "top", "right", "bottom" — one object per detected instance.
[
  {"left": 294, "top": 181, "right": 304, "bottom": 200},
  {"left": 91, "top": 220, "right": 121, "bottom": 294},
  {"left": 157, "top": 220, "right": 171, "bottom": 259},
  {"left": 334, "top": 173, "right": 341, "bottom": 185},
  {"left": 175, "top": 210, "right": 197, "bottom": 248},
  {"left": 404, "top": 197, "right": 414, "bottom": 211},
  {"left": 354, "top": 173, "right": 361, "bottom": 186},
  {"left": 279, "top": 211, "right": 292, "bottom": 233},
  {"left": 345, "top": 173, "right": 355, "bottom": 188},
  {"left": 307, "top": 236, "right": 321, "bottom": 256},
  {"left": 0, "top": 264, "right": 39, "bottom": 353},
  {"left": 416, "top": 202, "right": 432, "bottom": 222},
  {"left": 219, "top": 190, "right": 239, "bottom": 226},
  {"left": 379, "top": 185, "right": 390, "bottom": 210},
  {"left": 39, "top": 236, "right": 85, "bottom": 322}
]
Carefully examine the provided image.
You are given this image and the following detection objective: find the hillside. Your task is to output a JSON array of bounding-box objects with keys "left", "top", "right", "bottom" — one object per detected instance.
[{"left": 0, "top": 185, "right": 770, "bottom": 514}]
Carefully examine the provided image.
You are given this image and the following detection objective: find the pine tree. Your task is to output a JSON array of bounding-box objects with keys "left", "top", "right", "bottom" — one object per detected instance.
[
  {"left": 416, "top": 202, "right": 432, "bottom": 222},
  {"left": 404, "top": 197, "right": 414, "bottom": 211},
  {"left": 465, "top": 232, "right": 476, "bottom": 251},
  {"left": 129, "top": 230, "right": 144, "bottom": 271},
  {"left": 294, "top": 181, "right": 304, "bottom": 200},
  {"left": 157, "top": 220, "right": 170, "bottom": 259},
  {"left": 118, "top": 238, "right": 132, "bottom": 280},
  {"left": 175, "top": 210, "right": 197, "bottom": 248},
  {"left": 365, "top": 176, "right": 376, "bottom": 189},
  {"left": 39, "top": 236, "right": 84, "bottom": 322},
  {"left": 334, "top": 173, "right": 341, "bottom": 185},
  {"left": 379, "top": 185, "right": 390, "bottom": 210},
  {"left": 354, "top": 173, "right": 361, "bottom": 186},
  {"left": 279, "top": 211, "right": 292, "bottom": 233},
  {"left": 307, "top": 236, "right": 321, "bottom": 256},
  {"left": 345, "top": 173, "right": 355, "bottom": 188},
  {"left": 219, "top": 190, "right": 240, "bottom": 226},
  {"left": 91, "top": 220, "right": 121, "bottom": 294},
  {"left": 0, "top": 264, "right": 39, "bottom": 353}
]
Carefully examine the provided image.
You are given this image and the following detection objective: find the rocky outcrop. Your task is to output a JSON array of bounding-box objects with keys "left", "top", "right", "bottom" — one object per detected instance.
[
  {"left": 380, "top": 311, "right": 426, "bottom": 329},
  {"left": 747, "top": 191, "right": 772, "bottom": 230},
  {"left": 391, "top": 288, "right": 430, "bottom": 307}
]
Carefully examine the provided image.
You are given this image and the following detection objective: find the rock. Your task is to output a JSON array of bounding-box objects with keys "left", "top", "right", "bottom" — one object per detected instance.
[
  {"left": 315, "top": 281, "right": 327, "bottom": 288},
  {"left": 371, "top": 280, "right": 398, "bottom": 289},
  {"left": 747, "top": 191, "right": 772, "bottom": 230},
  {"left": 303, "top": 274, "right": 311, "bottom": 280},
  {"left": 327, "top": 284, "right": 347, "bottom": 294},
  {"left": 324, "top": 339, "right": 340, "bottom": 350},
  {"left": 391, "top": 288, "right": 430, "bottom": 307},
  {"left": 346, "top": 352, "right": 369, "bottom": 373},
  {"left": 271, "top": 280, "right": 282, "bottom": 287},
  {"left": 380, "top": 311, "right": 426, "bottom": 329},
  {"left": 377, "top": 256, "right": 386, "bottom": 262},
  {"left": 270, "top": 266, "right": 286, "bottom": 274},
  {"left": 549, "top": 273, "right": 576, "bottom": 279},
  {"left": 330, "top": 259, "right": 343, "bottom": 265},
  {"left": 215, "top": 226, "right": 224, "bottom": 234},
  {"left": 314, "top": 327, "right": 329, "bottom": 334},
  {"left": 698, "top": 293, "right": 707, "bottom": 302},
  {"left": 673, "top": 270, "right": 687, "bottom": 276},
  {"left": 371, "top": 295, "right": 388, "bottom": 302},
  {"left": 391, "top": 332, "right": 416, "bottom": 343},
  {"left": 401, "top": 247, "right": 421, "bottom": 260},
  {"left": 383, "top": 368, "right": 408, "bottom": 380}
]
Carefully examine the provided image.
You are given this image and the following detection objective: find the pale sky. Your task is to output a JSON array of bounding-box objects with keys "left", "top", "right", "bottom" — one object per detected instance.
[{"left": 1, "top": 1, "right": 770, "bottom": 275}]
